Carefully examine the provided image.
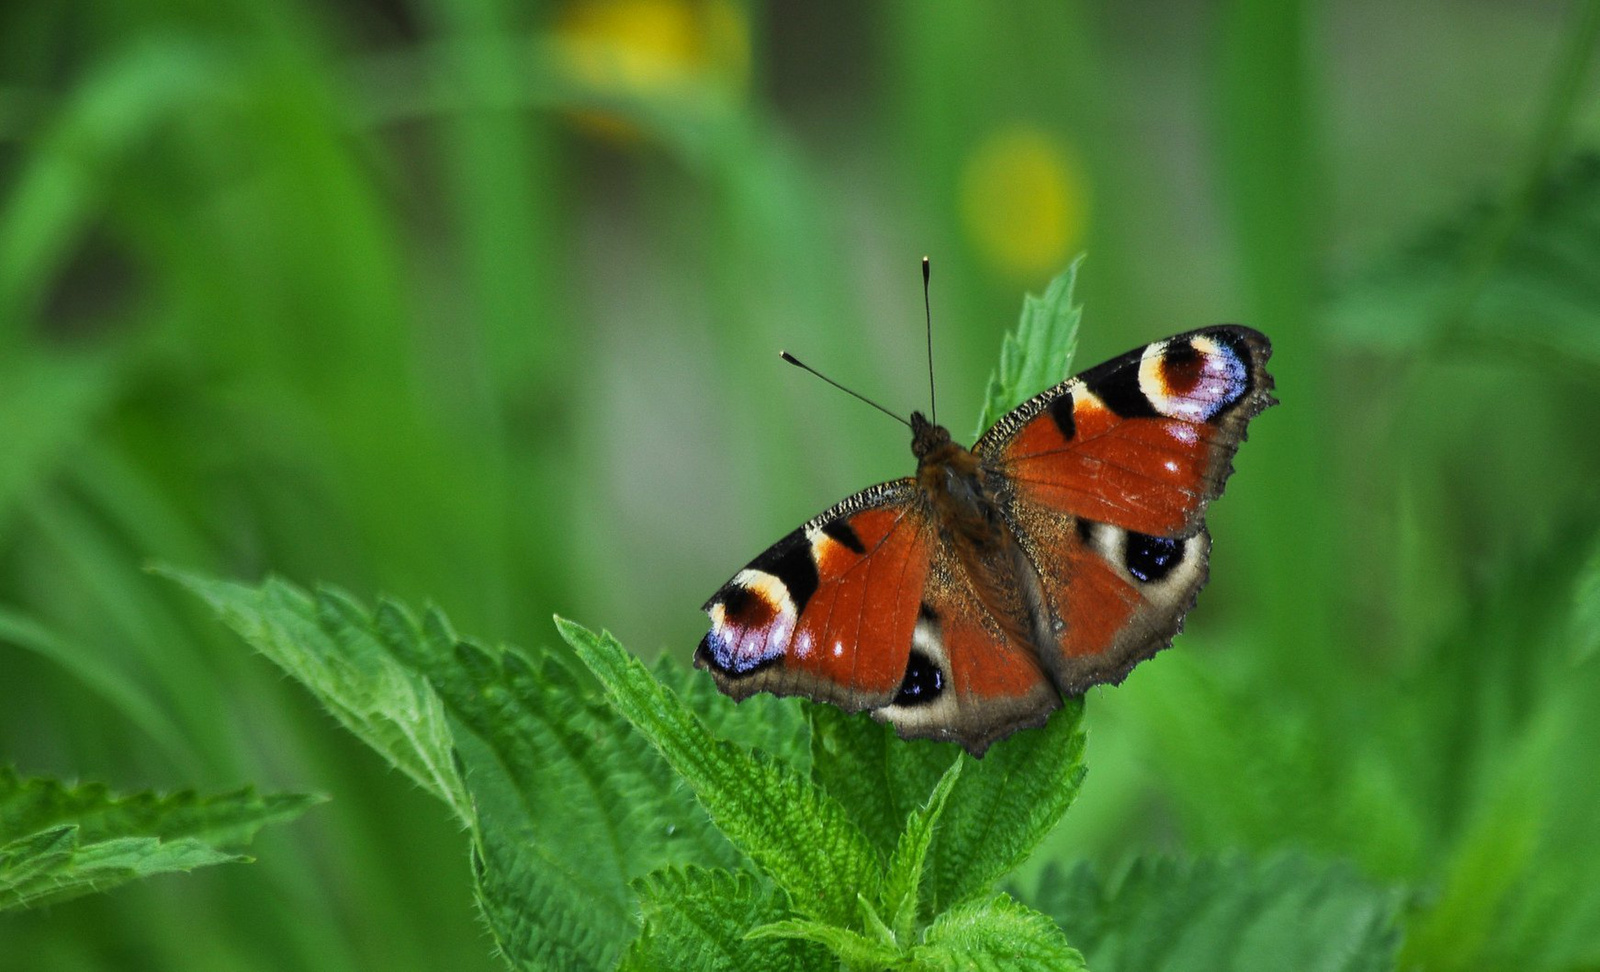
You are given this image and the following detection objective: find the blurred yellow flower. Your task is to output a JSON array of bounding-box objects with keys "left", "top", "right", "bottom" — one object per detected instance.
[
  {"left": 959, "top": 126, "right": 1089, "bottom": 280},
  {"left": 554, "top": 0, "right": 748, "bottom": 100}
]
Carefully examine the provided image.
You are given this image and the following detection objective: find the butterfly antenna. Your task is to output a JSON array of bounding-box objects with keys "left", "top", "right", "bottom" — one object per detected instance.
[
  {"left": 779, "top": 351, "right": 912, "bottom": 429},
  {"left": 923, "top": 256, "right": 936, "bottom": 424}
]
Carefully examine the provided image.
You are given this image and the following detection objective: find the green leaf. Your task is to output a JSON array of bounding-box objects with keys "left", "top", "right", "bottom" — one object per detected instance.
[
  {"left": 746, "top": 918, "right": 901, "bottom": 970},
  {"left": 176, "top": 571, "right": 1089, "bottom": 970},
  {"left": 974, "top": 257, "right": 1083, "bottom": 439},
  {"left": 555, "top": 617, "right": 882, "bottom": 927},
  {"left": 1027, "top": 854, "right": 1401, "bottom": 972},
  {"left": 373, "top": 599, "right": 744, "bottom": 892},
  {"left": 924, "top": 698, "right": 1087, "bottom": 917},
  {"left": 166, "top": 571, "right": 473, "bottom": 821},
  {"left": 659, "top": 654, "right": 812, "bottom": 771},
  {"left": 882, "top": 758, "right": 963, "bottom": 944},
  {"left": 0, "top": 767, "right": 319, "bottom": 849},
  {"left": 621, "top": 866, "right": 829, "bottom": 972},
  {"left": 471, "top": 833, "right": 639, "bottom": 972},
  {"left": 855, "top": 891, "right": 899, "bottom": 949},
  {"left": 0, "top": 768, "right": 318, "bottom": 912},
  {"left": 807, "top": 703, "right": 959, "bottom": 859},
  {"left": 176, "top": 570, "right": 752, "bottom": 971},
  {"left": 395, "top": 624, "right": 745, "bottom": 971},
  {"left": 910, "top": 893, "right": 1086, "bottom": 972}
]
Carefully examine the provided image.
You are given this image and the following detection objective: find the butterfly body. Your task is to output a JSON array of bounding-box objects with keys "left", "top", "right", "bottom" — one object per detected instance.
[
  {"left": 911, "top": 412, "right": 1050, "bottom": 667},
  {"left": 698, "top": 326, "right": 1275, "bottom": 755}
]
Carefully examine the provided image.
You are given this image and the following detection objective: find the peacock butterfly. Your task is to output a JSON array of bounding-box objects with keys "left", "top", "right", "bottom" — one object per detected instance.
[{"left": 696, "top": 290, "right": 1275, "bottom": 756}]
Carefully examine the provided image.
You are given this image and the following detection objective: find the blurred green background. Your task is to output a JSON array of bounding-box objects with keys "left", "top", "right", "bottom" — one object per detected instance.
[{"left": 4, "top": 0, "right": 1600, "bottom": 968}]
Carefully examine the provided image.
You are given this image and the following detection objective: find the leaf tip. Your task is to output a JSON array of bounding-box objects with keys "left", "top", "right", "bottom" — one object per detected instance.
[{"left": 551, "top": 614, "right": 592, "bottom": 647}]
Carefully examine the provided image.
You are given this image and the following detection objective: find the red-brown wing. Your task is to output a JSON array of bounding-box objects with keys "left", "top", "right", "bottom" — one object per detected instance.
[
  {"left": 697, "top": 480, "right": 932, "bottom": 711},
  {"left": 978, "top": 325, "right": 1273, "bottom": 690},
  {"left": 1007, "top": 499, "right": 1214, "bottom": 692},
  {"left": 868, "top": 536, "right": 1059, "bottom": 757},
  {"left": 975, "top": 326, "right": 1274, "bottom": 538}
]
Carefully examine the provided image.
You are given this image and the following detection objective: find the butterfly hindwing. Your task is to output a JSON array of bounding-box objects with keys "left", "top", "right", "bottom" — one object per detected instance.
[
  {"left": 696, "top": 480, "right": 931, "bottom": 711},
  {"left": 1006, "top": 500, "right": 1214, "bottom": 693},
  {"left": 868, "top": 535, "right": 1060, "bottom": 756}
]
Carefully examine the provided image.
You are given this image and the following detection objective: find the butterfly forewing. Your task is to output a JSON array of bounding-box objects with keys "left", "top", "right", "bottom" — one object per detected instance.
[
  {"left": 977, "top": 326, "right": 1274, "bottom": 538},
  {"left": 696, "top": 480, "right": 931, "bottom": 711}
]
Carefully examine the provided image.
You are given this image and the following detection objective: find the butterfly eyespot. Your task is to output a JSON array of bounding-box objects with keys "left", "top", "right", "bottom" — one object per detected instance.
[
  {"left": 1158, "top": 338, "right": 1205, "bottom": 395},
  {"left": 719, "top": 585, "right": 759, "bottom": 624},
  {"left": 1135, "top": 331, "right": 1252, "bottom": 423},
  {"left": 1123, "top": 532, "right": 1185, "bottom": 584},
  {"left": 697, "top": 629, "right": 780, "bottom": 676},
  {"left": 698, "top": 569, "right": 798, "bottom": 678},
  {"left": 893, "top": 650, "right": 945, "bottom": 706},
  {"left": 722, "top": 571, "right": 794, "bottom": 627}
]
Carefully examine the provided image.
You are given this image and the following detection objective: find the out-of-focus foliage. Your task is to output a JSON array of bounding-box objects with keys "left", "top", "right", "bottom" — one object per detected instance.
[
  {"left": 1028, "top": 854, "right": 1402, "bottom": 972},
  {"left": 4, "top": 0, "right": 1600, "bottom": 969},
  {"left": 0, "top": 768, "right": 316, "bottom": 912},
  {"left": 1335, "top": 155, "right": 1600, "bottom": 364}
]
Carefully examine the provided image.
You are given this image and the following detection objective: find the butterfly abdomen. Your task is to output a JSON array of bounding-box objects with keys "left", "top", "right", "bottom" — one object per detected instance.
[{"left": 912, "top": 431, "right": 1054, "bottom": 666}]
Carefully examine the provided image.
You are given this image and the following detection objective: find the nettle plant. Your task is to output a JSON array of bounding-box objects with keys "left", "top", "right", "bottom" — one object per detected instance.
[
  {"left": 3, "top": 266, "right": 1400, "bottom": 970},
  {"left": 0, "top": 770, "right": 316, "bottom": 913}
]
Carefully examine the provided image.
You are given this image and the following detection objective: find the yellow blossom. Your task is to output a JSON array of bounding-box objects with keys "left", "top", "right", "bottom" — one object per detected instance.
[
  {"left": 959, "top": 125, "right": 1089, "bottom": 280},
  {"left": 553, "top": 0, "right": 748, "bottom": 107}
]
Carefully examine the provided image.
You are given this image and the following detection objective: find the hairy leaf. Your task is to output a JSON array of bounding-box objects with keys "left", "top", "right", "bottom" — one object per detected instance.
[
  {"left": 1028, "top": 854, "right": 1401, "bottom": 972},
  {"left": 556, "top": 618, "right": 882, "bottom": 927},
  {"left": 471, "top": 830, "right": 635, "bottom": 972},
  {"left": 807, "top": 703, "right": 959, "bottom": 858},
  {"left": 177, "top": 572, "right": 728, "bottom": 971},
  {"left": 882, "top": 758, "right": 963, "bottom": 944},
  {"left": 0, "top": 768, "right": 317, "bottom": 912},
  {"left": 745, "top": 917, "right": 900, "bottom": 970},
  {"left": 372, "top": 600, "right": 744, "bottom": 926},
  {"left": 924, "top": 698, "right": 1086, "bottom": 916},
  {"left": 974, "top": 257, "right": 1083, "bottom": 438},
  {"left": 911, "top": 893, "right": 1086, "bottom": 972},
  {"left": 168, "top": 572, "right": 472, "bottom": 820},
  {"left": 621, "top": 866, "right": 829, "bottom": 972},
  {"left": 659, "top": 654, "right": 811, "bottom": 770}
]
